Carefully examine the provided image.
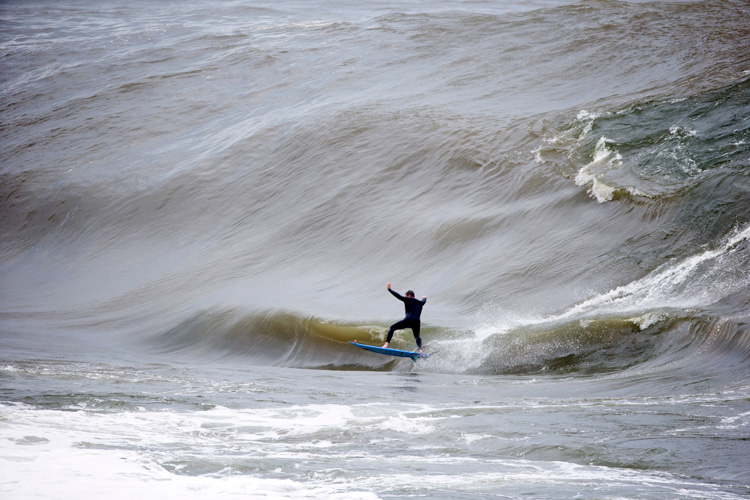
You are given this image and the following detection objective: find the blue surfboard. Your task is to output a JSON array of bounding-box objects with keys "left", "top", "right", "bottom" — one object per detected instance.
[{"left": 349, "top": 341, "right": 430, "bottom": 361}]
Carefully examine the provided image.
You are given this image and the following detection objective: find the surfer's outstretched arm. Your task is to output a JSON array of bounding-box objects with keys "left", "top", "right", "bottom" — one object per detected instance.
[{"left": 387, "top": 282, "right": 405, "bottom": 301}]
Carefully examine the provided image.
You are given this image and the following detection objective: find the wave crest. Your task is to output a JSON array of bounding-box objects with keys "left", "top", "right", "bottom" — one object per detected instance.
[{"left": 537, "top": 78, "right": 750, "bottom": 204}]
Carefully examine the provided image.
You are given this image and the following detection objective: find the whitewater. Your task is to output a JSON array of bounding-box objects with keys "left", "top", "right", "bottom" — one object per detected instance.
[{"left": 2, "top": 0, "right": 750, "bottom": 498}]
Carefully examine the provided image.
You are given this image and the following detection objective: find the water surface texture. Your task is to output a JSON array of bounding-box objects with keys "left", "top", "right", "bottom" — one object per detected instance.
[{"left": 2, "top": 0, "right": 750, "bottom": 498}]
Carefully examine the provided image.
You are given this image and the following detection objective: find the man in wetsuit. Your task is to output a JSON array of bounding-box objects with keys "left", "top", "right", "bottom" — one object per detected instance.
[{"left": 382, "top": 282, "right": 427, "bottom": 353}]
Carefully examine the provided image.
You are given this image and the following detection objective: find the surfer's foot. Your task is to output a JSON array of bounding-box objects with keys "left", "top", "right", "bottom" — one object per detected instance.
[
  {"left": 418, "top": 349, "right": 423, "bottom": 354},
  {"left": 382, "top": 342, "right": 389, "bottom": 348}
]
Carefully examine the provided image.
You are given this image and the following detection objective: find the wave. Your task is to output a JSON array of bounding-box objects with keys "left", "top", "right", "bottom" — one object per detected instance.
[
  {"left": 468, "top": 315, "right": 750, "bottom": 377},
  {"left": 537, "top": 78, "right": 750, "bottom": 204},
  {"left": 136, "top": 214, "right": 750, "bottom": 376},
  {"left": 139, "top": 303, "right": 750, "bottom": 379},
  {"left": 145, "top": 310, "right": 395, "bottom": 370},
  {"left": 457, "top": 221, "right": 750, "bottom": 374},
  {"left": 3, "top": 0, "right": 750, "bottom": 386},
  {"left": 560, "top": 224, "right": 750, "bottom": 319}
]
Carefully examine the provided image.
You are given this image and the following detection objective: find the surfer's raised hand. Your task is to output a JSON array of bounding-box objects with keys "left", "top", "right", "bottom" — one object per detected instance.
[{"left": 386, "top": 282, "right": 391, "bottom": 290}]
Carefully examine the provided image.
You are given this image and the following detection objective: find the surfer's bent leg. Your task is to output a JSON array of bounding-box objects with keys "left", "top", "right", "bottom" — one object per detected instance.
[{"left": 386, "top": 319, "right": 409, "bottom": 343}]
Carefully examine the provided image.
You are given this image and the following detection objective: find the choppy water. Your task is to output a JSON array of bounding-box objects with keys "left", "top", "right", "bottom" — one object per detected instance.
[{"left": 2, "top": 0, "right": 750, "bottom": 498}]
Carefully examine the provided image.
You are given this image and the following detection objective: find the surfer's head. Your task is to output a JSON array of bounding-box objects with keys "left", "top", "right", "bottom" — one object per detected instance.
[{"left": 406, "top": 290, "right": 415, "bottom": 298}]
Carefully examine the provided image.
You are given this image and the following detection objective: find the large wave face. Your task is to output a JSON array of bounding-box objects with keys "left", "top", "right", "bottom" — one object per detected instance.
[{"left": 1, "top": 0, "right": 749, "bottom": 377}]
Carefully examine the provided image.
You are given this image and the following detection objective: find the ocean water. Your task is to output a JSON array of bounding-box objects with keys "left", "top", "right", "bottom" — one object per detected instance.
[{"left": 2, "top": 0, "right": 750, "bottom": 498}]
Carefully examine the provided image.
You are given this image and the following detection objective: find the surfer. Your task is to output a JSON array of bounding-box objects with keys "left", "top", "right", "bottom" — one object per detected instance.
[{"left": 383, "top": 282, "right": 427, "bottom": 353}]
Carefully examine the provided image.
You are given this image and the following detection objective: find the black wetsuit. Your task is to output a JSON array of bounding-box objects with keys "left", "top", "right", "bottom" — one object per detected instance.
[{"left": 386, "top": 288, "right": 427, "bottom": 349}]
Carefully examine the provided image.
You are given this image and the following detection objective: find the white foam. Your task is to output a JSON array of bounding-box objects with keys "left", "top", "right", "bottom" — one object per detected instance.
[
  {"left": 719, "top": 411, "right": 750, "bottom": 430},
  {"left": 0, "top": 399, "right": 445, "bottom": 486},
  {"left": 537, "top": 109, "right": 600, "bottom": 150},
  {"left": 1, "top": 443, "right": 378, "bottom": 500},
  {"left": 630, "top": 312, "right": 666, "bottom": 330},
  {"left": 560, "top": 223, "right": 750, "bottom": 319},
  {"left": 576, "top": 110, "right": 601, "bottom": 138},
  {"left": 2, "top": 392, "right": 744, "bottom": 500},
  {"left": 345, "top": 461, "right": 737, "bottom": 499},
  {"left": 669, "top": 124, "right": 697, "bottom": 137},
  {"left": 0, "top": 401, "right": 397, "bottom": 499},
  {"left": 574, "top": 137, "right": 622, "bottom": 203},
  {"left": 576, "top": 110, "right": 600, "bottom": 121},
  {"left": 470, "top": 224, "right": 750, "bottom": 339},
  {"left": 572, "top": 136, "right": 649, "bottom": 203}
]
